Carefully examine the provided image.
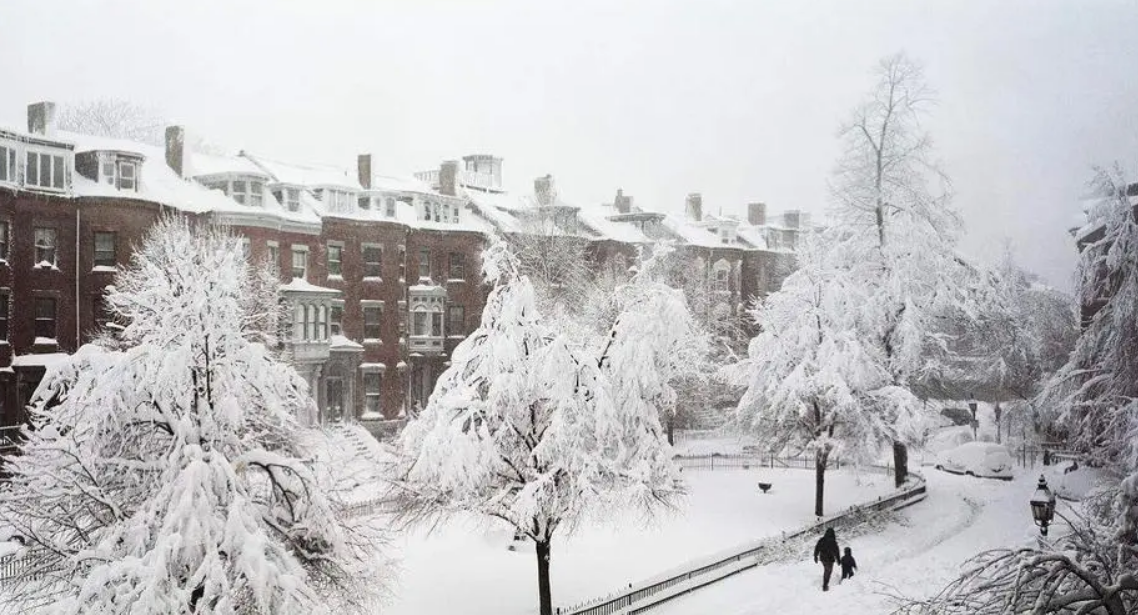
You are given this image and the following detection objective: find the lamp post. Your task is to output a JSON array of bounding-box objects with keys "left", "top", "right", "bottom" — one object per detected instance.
[{"left": 1030, "top": 475, "right": 1056, "bottom": 536}]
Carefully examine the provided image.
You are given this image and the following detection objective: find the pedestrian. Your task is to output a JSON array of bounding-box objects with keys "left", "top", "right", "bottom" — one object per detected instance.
[
  {"left": 813, "top": 527, "right": 841, "bottom": 591},
  {"left": 839, "top": 546, "right": 857, "bottom": 582}
]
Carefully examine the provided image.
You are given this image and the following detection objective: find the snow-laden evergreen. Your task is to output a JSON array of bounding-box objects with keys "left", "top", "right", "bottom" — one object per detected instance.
[
  {"left": 0, "top": 217, "right": 385, "bottom": 615},
  {"left": 396, "top": 239, "right": 678, "bottom": 615}
]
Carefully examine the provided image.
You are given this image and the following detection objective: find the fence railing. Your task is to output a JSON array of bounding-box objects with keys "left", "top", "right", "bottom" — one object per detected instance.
[
  {"left": 555, "top": 460, "right": 926, "bottom": 615},
  {"left": 674, "top": 454, "right": 853, "bottom": 472}
]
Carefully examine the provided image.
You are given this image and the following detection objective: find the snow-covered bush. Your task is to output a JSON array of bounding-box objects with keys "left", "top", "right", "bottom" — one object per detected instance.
[
  {"left": 0, "top": 217, "right": 385, "bottom": 615},
  {"left": 396, "top": 239, "right": 678, "bottom": 615}
]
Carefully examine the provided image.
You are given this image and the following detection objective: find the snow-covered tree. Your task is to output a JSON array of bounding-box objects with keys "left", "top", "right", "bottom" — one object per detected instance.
[
  {"left": 829, "top": 52, "right": 978, "bottom": 485},
  {"left": 598, "top": 243, "right": 710, "bottom": 445},
  {"left": 730, "top": 237, "right": 903, "bottom": 516},
  {"left": 0, "top": 217, "right": 385, "bottom": 615},
  {"left": 396, "top": 239, "right": 678, "bottom": 615},
  {"left": 898, "top": 167, "right": 1137, "bottom": 615}
]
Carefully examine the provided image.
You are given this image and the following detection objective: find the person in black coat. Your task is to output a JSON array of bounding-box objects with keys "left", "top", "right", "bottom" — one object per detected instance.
[
  {"left": 813, "top": 528, "right": 841, "bottom": 591},
  {"left": 840, "top": 546, "right": 857, "bottom": 582}
]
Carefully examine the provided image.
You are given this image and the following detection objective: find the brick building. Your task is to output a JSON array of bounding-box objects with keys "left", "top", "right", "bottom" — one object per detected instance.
[{"left": 0, "top": 100, "right": 804, "bottom": 441}]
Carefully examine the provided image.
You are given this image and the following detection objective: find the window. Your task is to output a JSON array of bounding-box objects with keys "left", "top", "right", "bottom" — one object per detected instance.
[
  {"left": 34, "top": 228, "right": 57, "bottom": 266},
  {"left": 26, "top": 151, "right": 65, "bottom": 190},
  {"left": 118, "top": 161, "right": 137, "bottom": 191},
  {"left": 267, "top": 241, "right": 279, "bottom": 267},
  {"left": 0, "top": 221, "right": 8, "bottom": 261},
  {"left": 316, "top": 305, "right": 327, "bottom": 341},
  {"left": 0, "top": 292, "right": 7, "bottom": 341},
  {"left": 240, "top": 238, "right": 251, "bottom": 261},
  {"left": 285, "top": 188, "right": 299, "bottom": 211},
  {"left": 358, "top": 196, "right": 371, "bottom": 210},
  {"left": 447, "top": 305, "right": 465, "bottom": 336},
  {"left": 398, "top": 246, "right": 406, "bottom": 280},
  {"left": 363, "top": 245, "right": 382, "bottom": 278},
  {"left": 94, "top": 232, "right": 116, "bottom": 268},
  {"left": 330, "top": 303, "right": 343, "bottom": 336},
  {"left": 293, "top": 305, "right": 304, "bottom": 342},
  {"left": 418, "top": 248, "right": 430, "bottom": 279},
  {"left": 232, "top": 180, "right": 248, "bottom": 204},
  {"left": 101, "top": 160, "right": 116, "bottom": 185},
  {"left": 327, "top": 244, "right": 342, "bottom": 277},
  {"left": 448, "top": 253, "right": 465, "bottom": 280},
  {"left": 364, "top": 371, "right": 382, "bottom": 415},
  {"left": 0, "top": 145, "right": 16, "bottom": 183},
  {"left": 305, "top": 305, "right": 316, "bottom": 341},
  {"left": 291, "top": 246, "right": 308, "bottom": 280},
  {"left": 385, "top": 198, "right": 396, "bottom": 217},
  {"left": 34, "top": 297, "right": 56, "bottom": 339},
  {"left": 363, "top": 303, "right": 382, "bottom": 340},
  {"left": 714, "top": 266, "right": 729, "bottom": 292},
  {"left": 413, "top": 311, "right": 428, "bottom": 337},
  {"left": 432, "top": 312, "right": 443, "bottom": 337}
]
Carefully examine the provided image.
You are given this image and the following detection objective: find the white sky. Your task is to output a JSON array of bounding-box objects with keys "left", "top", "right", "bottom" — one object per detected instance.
[{"left": 4, "top": 0, "right": 1138, "bottom": 288}]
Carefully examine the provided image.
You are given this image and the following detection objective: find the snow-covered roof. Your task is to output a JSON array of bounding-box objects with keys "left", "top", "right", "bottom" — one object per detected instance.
[
  {"left": 279, "top": 279, "right": 341, "bottom": 294},
  {"left": 330, "top": 335, "right": 363, "bottom": 350},
  {"left": 244, "top": 153, "right": 361, "bottom": 190},
  {"left": 186, "top": 152, "right": 267, "bottom": 179},
  {"left": 369, "top": 174, "right": 434, "bottom": 194}
]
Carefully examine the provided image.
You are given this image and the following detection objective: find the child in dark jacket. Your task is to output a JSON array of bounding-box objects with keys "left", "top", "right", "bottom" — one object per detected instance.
[{"left": 840, "top": 547, "right": 857, "bottom": 582}]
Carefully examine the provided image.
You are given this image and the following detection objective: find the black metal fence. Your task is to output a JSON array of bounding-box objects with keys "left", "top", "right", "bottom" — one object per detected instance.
[{"left": 556, "top": 465, "right": 926, "bottom": 615}]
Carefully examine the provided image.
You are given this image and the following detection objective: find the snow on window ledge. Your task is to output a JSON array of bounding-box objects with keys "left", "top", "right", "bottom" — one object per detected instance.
[
  {"left": 359, "top": 410, "right": 385, "bottom": 421},
  {"left": 33, "top": 261, "right": 59, "bottom": 271},
  {"left": 91, "top": 265, "right": 116, "bottom": 273},
  {"left": 0, "top": 340, "right": 8, "bottom": 346},
  {"left": 363, "top": 338, "right": 383, "bottom": 345},
  {"left": 446, "top": 278, "right": 466, "bottom": 284},
  {"left": 327, "top": 274, "right": 344, "bottom": 281},
  {"left": 363, "top": 276, "right": 382, "bottom": 283},
  {"left": 33, "top": 337, "right": 58, "bottom": 346}
]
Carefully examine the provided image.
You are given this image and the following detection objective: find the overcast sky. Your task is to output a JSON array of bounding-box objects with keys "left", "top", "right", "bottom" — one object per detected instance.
[{"left": 3, "top": 0, "right": 1137, "bottom": 288}]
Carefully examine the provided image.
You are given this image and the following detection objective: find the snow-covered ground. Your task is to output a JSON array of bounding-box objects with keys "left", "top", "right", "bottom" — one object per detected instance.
[
  {"left": 649, "top": 470, "right": 1043, "bottom": 614},
  {"left": 380, "top": 466, "right": 893, "bottom": 615}
]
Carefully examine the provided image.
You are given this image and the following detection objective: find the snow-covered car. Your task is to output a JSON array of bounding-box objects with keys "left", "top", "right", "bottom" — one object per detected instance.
[{"left": 935, "top": 442, "right": 1014, "bottom": 480}]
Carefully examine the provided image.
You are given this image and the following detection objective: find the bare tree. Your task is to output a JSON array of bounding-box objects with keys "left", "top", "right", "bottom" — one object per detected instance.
[{"left": 57, "top": 98, "right": 166, "bottom": 145}]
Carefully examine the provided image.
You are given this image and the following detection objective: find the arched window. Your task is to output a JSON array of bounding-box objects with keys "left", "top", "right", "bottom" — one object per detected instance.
[
  {"left": 713, "top": 260, "right": 731, "bottom": 293},
  {"left": 305, "top": 304, "right": 316, "bottom": 341},
  {"left": 316, "top": 305, "right": 327, "bottom": 341},
  {"left": 293, "top": 304, "right": 304, "bottom": 341}
]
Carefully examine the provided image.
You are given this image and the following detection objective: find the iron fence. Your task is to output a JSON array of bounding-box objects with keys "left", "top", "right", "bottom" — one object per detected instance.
[{"left": 556, "top": 468, "right": 926, "bottom": 615}]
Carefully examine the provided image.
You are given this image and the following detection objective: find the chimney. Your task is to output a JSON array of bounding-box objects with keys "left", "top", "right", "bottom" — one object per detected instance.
[
  {"left": 164, "top": 126, "right": 186, "bottom": 177},
  {"left": 534, "top": 174, "right": 555, "bottom": 206},
  {"left": 685, "top": 193, "right": 703, "bottom": 222},
  {"left": 614, "top": 188, "right": 632, "bottom": 214},
  {"left": 748, "top": 202, "right": 767, "bottom": 226},
  {"left": 357, "top": 154, "right": 372, "bottom": 189},
  {"left": 439, "top": 160, "right": 458, "bottom": 196},
  {"left": 784, "top": 210, "right": 801, "bottom": 228},
  {"left": 27, "top": 101, "right": 56, "bottom": 136}
]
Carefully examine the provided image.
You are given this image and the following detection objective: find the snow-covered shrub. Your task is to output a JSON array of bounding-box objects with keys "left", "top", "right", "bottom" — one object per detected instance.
[{"left": 0, "top": 217, "right": 386, "bottom": 615}]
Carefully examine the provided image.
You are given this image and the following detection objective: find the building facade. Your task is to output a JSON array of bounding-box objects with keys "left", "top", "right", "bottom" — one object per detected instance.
[{"left": 0, "top": 101, "right": 804, "bottom": 441}]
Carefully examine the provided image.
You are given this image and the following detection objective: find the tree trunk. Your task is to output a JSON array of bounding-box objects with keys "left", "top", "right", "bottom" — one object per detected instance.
[
  {"left": 535, "top": 539, "right": 553, "bottom": 615},
  {"left": 994, "top": 402, "right": 1002, "bottom": 444},
  {"left": 892, "top": 441, "right": 908, "bottom": 488},
  {"left": 814, "top": 451, "right": 827, "bottom": 517},
  {"left": 666, "top": 414, "right": 675, "bottom": 446}
]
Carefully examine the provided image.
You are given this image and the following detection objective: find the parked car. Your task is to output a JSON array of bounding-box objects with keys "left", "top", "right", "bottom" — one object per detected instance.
[{"left": 935, "top": 442, "right": 1014, "bottom": 480}]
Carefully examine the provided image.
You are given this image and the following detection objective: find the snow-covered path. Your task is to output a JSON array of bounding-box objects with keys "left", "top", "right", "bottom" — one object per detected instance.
[{"left": 650, "top": 471, "right": 1043, "bottom": 615}]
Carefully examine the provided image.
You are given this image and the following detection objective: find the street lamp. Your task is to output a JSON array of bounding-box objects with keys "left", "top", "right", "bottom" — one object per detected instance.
[{"left": 1030, "top": 475, "right": 1056, "bottom": 536}]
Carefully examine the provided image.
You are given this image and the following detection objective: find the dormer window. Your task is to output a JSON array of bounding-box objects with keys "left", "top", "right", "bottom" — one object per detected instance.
[
  {"left": 271, "top": 187, "right": 301, "bottom": 212},
  {"left": 0, "top": 144, "right": 17, "bottom": 184},
  {"left": 231, "top": 179, "right": 264, "bottom": 207},
  {"left": 26, "top": 150, "right": 66, "bottom": 191},
  {"left": 385, "top": 197, "right": 396, "bottom": 217},
  {"left": 320, "top": 189, "right": 355, "bottom": 214},
  {"left": 358, "top": 196, "right": 371, "bottom": 211}
]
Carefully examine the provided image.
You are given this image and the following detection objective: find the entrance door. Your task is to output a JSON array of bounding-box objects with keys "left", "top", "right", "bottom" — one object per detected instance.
[{"left": 326, "top": 378, "right": 344, "bottom": 423}]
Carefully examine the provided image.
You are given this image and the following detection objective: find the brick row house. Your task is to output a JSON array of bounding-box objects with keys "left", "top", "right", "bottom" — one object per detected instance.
[{"left": 0, "top": 100, "right": 805, "bottom": 443}]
